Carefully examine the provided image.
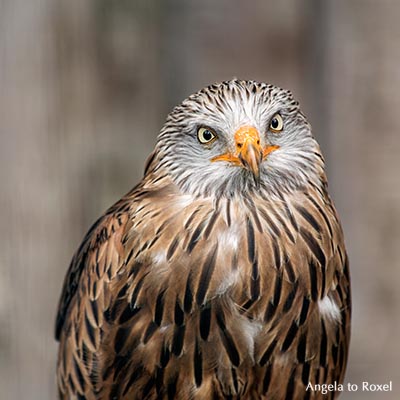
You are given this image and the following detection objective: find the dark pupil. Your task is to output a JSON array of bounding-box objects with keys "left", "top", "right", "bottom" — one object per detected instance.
[
  {"left": 271, "top": 118, "right": 279, "bottom": 129},
  {"left": 203, "top": 130, "right": 213, "bottom": 141}
]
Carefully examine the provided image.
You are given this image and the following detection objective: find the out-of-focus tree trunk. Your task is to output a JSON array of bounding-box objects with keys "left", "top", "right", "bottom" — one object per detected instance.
[
  {"left": 0, "top": 2, "right": 58, "bottom": 398},
  {"left": 324, "top": 2, "right": 400, "bottom": 398}
]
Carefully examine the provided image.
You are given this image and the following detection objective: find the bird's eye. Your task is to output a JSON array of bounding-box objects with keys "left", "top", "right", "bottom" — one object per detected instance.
[
  {"left": 269, "top": 114, "right": 284, "bottom": 133},
  {"left": 197, "top": 127, "right": 217, "bottom": 144}
]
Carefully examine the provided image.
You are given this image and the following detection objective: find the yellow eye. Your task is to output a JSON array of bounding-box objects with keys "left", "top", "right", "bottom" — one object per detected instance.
[
  {"left": 197, "top": 127, "right": 217, "bottom": 144},
  {"left": 269, "top": 113, "right": 284, "bottom": 132}
]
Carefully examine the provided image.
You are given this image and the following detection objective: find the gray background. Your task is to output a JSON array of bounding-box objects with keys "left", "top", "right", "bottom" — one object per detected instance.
[{"left": 1, "top": 1, "right": 399, "bottom": 399}]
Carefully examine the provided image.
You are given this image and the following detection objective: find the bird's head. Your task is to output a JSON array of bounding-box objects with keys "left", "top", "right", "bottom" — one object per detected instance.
[{"left": 155, "top": 79, "right": 325, "bottom": 198}]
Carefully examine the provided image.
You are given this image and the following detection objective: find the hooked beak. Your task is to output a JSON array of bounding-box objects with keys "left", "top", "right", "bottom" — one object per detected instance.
[
  {"left": 236, "top": 126, "right": 263, "bottom": 179},
  {"left": 211, "top": 126, "right": 279, "bottom": 180}
]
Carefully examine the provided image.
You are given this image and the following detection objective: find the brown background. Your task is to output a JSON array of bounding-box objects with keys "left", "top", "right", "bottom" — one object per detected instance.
[{"left": 1, "top": 1, "right": 399, "bottom": 399}]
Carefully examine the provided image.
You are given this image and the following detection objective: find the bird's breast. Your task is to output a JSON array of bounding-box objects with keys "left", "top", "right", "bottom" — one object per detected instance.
[{"left": 128, "top": 194, "right": 293, "bottom": 325}]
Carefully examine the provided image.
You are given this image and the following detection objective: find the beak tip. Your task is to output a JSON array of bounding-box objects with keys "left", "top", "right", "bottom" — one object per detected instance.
[{"left": 238, "top": 142, "right": 262, "bottom": 180}]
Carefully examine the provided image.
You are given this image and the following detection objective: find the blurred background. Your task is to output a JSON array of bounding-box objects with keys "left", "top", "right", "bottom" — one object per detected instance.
[{"left": 1, "top": 0, "right": 399, "bottom": 399}]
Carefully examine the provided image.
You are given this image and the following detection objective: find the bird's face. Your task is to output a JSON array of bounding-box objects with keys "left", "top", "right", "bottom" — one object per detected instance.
[{"left": 156, "top": 80, "right": 324, "bottom": 198}]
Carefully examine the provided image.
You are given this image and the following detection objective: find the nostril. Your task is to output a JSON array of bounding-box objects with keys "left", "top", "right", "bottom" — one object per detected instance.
[{"left": 237, "top": 143, "right": 243, "bottom": 149}]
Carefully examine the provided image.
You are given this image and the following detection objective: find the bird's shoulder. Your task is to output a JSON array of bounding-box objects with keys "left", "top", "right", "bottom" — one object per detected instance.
[{"left": 54, "top": 179, "right": 167, "bottom": 341}]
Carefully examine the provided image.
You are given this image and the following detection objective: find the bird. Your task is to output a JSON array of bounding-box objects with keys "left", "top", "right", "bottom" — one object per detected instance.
[{"left": 55, "top": 79, "right": 351, "bottom": 400}]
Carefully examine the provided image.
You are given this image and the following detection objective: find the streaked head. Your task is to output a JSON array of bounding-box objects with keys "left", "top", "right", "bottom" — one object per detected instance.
[{"left": 155, "top": 79, "right": 324, "bottom": 198}]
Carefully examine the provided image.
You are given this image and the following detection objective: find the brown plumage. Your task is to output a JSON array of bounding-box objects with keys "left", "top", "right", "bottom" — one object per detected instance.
[{"left": 55, "top": 79, "right": 351, "bottom": 399}]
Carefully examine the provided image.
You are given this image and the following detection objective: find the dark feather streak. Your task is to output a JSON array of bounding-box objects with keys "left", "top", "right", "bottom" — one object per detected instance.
[
  {"left": 264, "top": 301, "right": 277, "bottom": 322},
  {"left": 199, "top": 305, "right": 212, "bottom": 340},
  {"left": 119, "top": 304, "right": 141, "bottom": 324},
  {"left": 232, "top": 368, "right": 239, "bottom": 394},
  {"left": 259, "top": 209, "right": 280, "bottom": 237},
  {"left": 320, "top": 319, "right": 328, "bottom": 366},
  {"left": 247, "top": 198, "right": 263, "bottom": 232},
  {"left": 194, "top": 339, "right": 203, "bottom": 387},
  {"left": 262, "top": 364, "right": 273, "bottom": 394},
  {"left": 113, "top": 353, "right": 132, "bottom": 380},
  {"left": 299, "top": 296, "right": 310, "bottom": 325},
  {"left": 122, "top": 365, "right": 143, "bottom": 395},
  {"left": 297, "top": 333, "right": 307, "bottom": 363},
  {"left": 160, "top": 344, "right": 170, "bottom": 367},
  {"left": 285, "top": 368, "right": 296, "bottom": 400},
  {"left": 124, "top": 248, "right": 135, "bottom": 266},
  {"left": 142, "top": 376, "right": 155, "bottom": 398},
  {"left": 225, "top": 200, "right": 231, "bottom": 227},
  {"left": 302, "top": 362, "right": 311, "bottom": 386},
  {"left": 301, "top": 228, "right": 326, "bottom": 266},
  {"left": 332, "top": 344, "right": 339, "bottom": 366},
  {"left": 114, "top": 326, "right": 131, "bottom": 354},
  {"left": 167, "top": 236, "right": 179, "bottom": 261},
  {"left": 246, "top": 217, "right": 255, "bottom": 263},
  {"left": 84, "top": 313, "right": 96, "bottom": 349},
  {"left": 296, "top": 205, "right": 321, "bottom": 232},
  {"left": 272, "top": 208, "right": 295, "bottom": 243},
  {"left": 259, "top": 339, "right": 277, "bottom": 366},
  {"left": 216, "top": 312, "right": 240, "bottom": 367},
  {"left": 284, "top": 204, "right": 299, "bottom": 232},
  {"left": 143, "top": 321, "right": 158, "bottom": 344},
  {"left": 183, "top": 273, "right": 193, "bottom": 313},
  {"left": 154, "top": 289, "right": 166, "bottom": 326},
  {"left": 130, "top": 273, "right": 147, "bottom": 308},
  {"left": 204, "top": 211, "right": 219, "bottom": 239},
  {"left": 281, "top": 321, "right": 299, "bottom": 352},
  {"left": 187, "top": 223, "right": 204, "bottom": 254},
  {"left": 117, "top": 283, "right": 129, "bottom": 299},
  {"left": 308, "top": 259, "right": 319, "bottom": 302},
  {"left": 272, "top": 240, "right": 281, "bottom": 268},
  {"left": 167, "top": 375, "right": 178, "bottom": 400},
  {"left": 74, "top": 357, "right": 86, "bottom": 392},
  {"left": 339, "top": 342, "right": 345, "bottom": 371},
  {"left": 251, "top": 260, "right": 260, "bottom": 300},
  {"left": 184, "top": 208, "right": 200, "bottom": 229},
  {"left": 90, "top": 301, "right": 99, "bottom": 328},
  {"left": 321, "top": 263, "right": 326, "bottom": 299},
  {"left": 272, "top": 272, "right": 283, "bottom": 306},
  {"left": 155, "top": 366, "right": 164, "bottom": 395},
  {"left": 196, "top": 245, "right": 218, "bottom": 305},
  {"left": 283, "top": 281, "right": 299, "bottom": 313},
  {"left": 306, "top": 193, "right": 334, "bottom": 237},
  {"left": 174, "top": 300, "right": 184, "bottom": 326},
  {"left": 284, "top": 259, "right": 296, "bottom": 283},
  {"left": 172, "top": 325, "right": 185, "bottom": 356}
]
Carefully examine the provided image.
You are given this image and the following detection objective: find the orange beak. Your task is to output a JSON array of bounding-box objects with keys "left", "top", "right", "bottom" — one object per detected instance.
[{"left": 211, "top": 126, "right": 279, "bottom": 179}]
